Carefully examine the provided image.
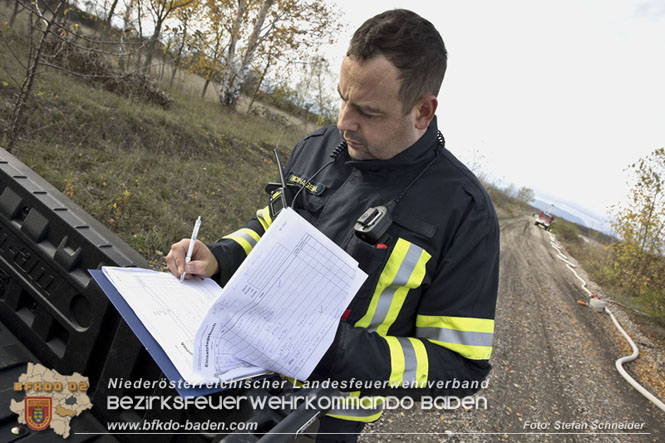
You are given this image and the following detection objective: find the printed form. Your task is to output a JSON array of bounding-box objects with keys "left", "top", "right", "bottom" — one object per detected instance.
[
  {"left": 100, "top": 266, "right": 253, "bottom": 385},
  {"left": 194, "top": 208, "right": 367, "bottom": 381},
  {"left": 102, "top": 208, "right": 366, "bottom": 384}
]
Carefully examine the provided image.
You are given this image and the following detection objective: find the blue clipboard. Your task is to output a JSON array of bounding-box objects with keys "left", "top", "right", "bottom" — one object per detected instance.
[{"left": 90, "top": 269, "right": 240, "bottom": 397}]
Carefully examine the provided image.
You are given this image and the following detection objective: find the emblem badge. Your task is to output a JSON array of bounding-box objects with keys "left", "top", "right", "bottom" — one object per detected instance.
[{"left": 25, "top": 397, "right": 52, "bottom": 431}]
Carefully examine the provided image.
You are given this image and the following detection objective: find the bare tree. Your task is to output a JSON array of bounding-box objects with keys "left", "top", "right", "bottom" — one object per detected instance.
[
  {"left": 217, "top": 0, "right": 341, "bottom": 109},
  {"left": 8, "top": 0, "right": 26, "bottom": 28},
  {"left": 3, "top": 0, "right": 66, "bottom": 153},
  {"left": 1, "top": 0, "right": 175, "bottom": 152},
  {"left": 516, "top": 186, "right": 535, "bottom": 207},
  {"left": 168, "top": 4, "right": 195, "bottom": 86},
  {"left": 142, "top": 0, "right": 194, "bottom": 72},
  {"left": 101, "top": 0, "right": 121, "bottom": 42},
  {"left": 219, "top": 0, "right": 273, "bottom": 107}
]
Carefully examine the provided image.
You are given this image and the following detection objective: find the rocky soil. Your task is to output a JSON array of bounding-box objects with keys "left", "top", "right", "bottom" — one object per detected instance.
[{"left": 360, "top": 216, "right": 665, "bottom": 442}]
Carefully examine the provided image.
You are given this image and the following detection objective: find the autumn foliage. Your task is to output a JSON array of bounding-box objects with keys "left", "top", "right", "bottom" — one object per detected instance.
[{"left": 609, "top": 148, "right": 665, "bottom": 320}]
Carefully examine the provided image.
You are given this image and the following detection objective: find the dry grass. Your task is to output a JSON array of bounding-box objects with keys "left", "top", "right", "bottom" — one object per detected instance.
[{"left": 0, "top": 8, "right": 310, "bottom": 264}]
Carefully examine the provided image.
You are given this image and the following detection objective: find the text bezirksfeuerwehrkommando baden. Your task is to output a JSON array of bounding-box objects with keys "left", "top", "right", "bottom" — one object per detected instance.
[{"left": 107, "top": 394, "right": 488, "bottom": 412}]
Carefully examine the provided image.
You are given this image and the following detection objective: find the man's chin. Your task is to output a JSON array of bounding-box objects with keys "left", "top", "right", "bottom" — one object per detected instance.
[{"left": 347, "top": 145, "right": 374, "bottom": 160}]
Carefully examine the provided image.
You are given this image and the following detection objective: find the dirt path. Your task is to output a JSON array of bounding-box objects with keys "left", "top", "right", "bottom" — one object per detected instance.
[{"left": 360, "top": 216, "right": 665, "bottom": 442}]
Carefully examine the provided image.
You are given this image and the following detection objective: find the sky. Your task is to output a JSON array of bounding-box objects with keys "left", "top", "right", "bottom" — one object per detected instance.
[{"left": 318, "top": 0, "right": 665, "bottom": 232}]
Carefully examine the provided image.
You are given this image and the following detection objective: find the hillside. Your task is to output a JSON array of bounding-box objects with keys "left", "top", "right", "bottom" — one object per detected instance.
[{"left": 0, "top": 3, "right": 312, "bottom": 265}]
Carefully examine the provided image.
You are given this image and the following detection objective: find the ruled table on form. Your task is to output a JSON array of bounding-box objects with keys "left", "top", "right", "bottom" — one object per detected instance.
[{"left": 194, "top": 208, "right": 367, "bottom": 381}]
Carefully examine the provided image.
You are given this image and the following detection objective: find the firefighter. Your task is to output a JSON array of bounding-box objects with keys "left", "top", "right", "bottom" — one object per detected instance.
[{"left": 167, "top": 9, "right": 499, "bottom": 443}]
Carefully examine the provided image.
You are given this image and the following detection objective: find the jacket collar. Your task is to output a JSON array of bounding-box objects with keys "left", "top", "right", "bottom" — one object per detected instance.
[{"left": 345, "top": 116, "right": 441, "bottom": 171}]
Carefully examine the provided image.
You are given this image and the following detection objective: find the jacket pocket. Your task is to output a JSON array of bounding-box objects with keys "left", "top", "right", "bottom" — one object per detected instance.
[
  {"left": 343, "top": 234, "right": 390, "bottom": 322},
  {"left": 288, "top": 183, "right": 328, "bottom": 215},
  {"left": 392, "top": 211, "right": 437, "bottom": 240},
  {"left": 350, "top": 234, "right": 433, "bottom": 335}
]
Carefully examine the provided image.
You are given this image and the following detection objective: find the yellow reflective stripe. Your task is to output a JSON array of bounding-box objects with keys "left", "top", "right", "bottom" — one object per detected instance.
[
  {"left": 355, "top": 241, "right": 408, "bottom": 329},
  {"left": 416, "top": 315, "right": 494, "bottom": 333},
  {"left": 327, "top": 396, "right": 384, "bottom": 423},
  {"left": 408, "top": 338, "right": 429, "bottom": 387},
  {"left": 327, "top": 393, "right": 384, "bottom": 422},
  {"left": 416, "top": 315, "right": 494, "bottom": 360},
  {"left": 239, "top": 228, "right": 261, "bottom": 242},
  {"left": 384, "top": 336, "right": 405, "bottom": 386},
  {"left": 327, "top": 410, "right": 384, "bottom": 423},
  {"left": 383, "top": 336, "right": 430, "bottom": 387},
  {"left": 224, "top": 236, "right": 252, "bottom": 255},
  {"left": 222, "top": 228, "right": 261, "bottom": 255},
  {"left": 282, "top": 376, "right": 305, "bottom": 388},
  {"left": 256, "top": 206, "right": 272, "bottom": 231},
  {"left": 355, "top": 239, "right": 431, "bottom": 335},
  {"left": 428, "top": 340, "right": 492, "bottom": 360},
  {"left": 377, "top": 247, "right": 431, "bottom": 336}
]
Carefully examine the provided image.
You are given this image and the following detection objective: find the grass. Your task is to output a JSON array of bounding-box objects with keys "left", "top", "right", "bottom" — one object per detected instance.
[
  {"left": 0, "top": 13, "right": 309, "bottom": 265},
  {"left": 552, "top": 218, "right": 665, "bottom": 347}
]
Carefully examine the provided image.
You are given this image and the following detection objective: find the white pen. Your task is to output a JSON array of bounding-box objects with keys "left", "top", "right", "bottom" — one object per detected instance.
[{"left": 180, "top": 216, "right": 201, "bottom": 282}]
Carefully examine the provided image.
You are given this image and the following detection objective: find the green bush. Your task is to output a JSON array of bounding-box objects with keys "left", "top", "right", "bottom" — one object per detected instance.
[
  {"left": 640, "top": 286, "right": 665, "bottom": 325},
  {"left": 551, "top": 219, "right": 582, "bottom": 246}
]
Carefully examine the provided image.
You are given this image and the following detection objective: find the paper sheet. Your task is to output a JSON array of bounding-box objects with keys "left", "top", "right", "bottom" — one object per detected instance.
[
  {"left": 101, "top": 267, "right": 264, "bottom": 384},
  {"left": 194, "top": 208, "right": 367, "bottom": 381}
]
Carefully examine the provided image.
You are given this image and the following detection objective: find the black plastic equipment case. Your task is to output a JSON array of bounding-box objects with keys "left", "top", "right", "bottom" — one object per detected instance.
[{"left": 0, "top": 148, "right": 252, "bottom": 443}]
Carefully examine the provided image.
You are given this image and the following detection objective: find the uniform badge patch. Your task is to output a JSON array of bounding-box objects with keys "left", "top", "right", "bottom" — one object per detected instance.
[
  {"left": 25, "top": 397, "right": 52, "bottom": 431},
  {"left": 286, "top": 173, "right": 326, "bottom": 196}
]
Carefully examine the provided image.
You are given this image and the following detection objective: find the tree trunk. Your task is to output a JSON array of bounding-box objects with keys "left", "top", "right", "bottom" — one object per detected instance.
[
  {"left": 220, "top": 0, "right": 274, "bottom": 109},
  {"left": 142, "top": 0, "right": 193, "bottom": 73},
  {"left": 101, "top": 0, "right": 120, "bottom": 43},
  {"left": 135, "top": 0, "right": 145, "bottom": 71},
  {"left": 170, "top": 56, "right": 180, "bottom": 86},
  {"left": 201, "top": 78, "right": 211, "bottom": 98},
  {"left": 6, "top": 1, "right": 65, "bottom": 153},
  {"left": 170, "top": 20, "right": 189, "bottom": 87},
  {"left": 219, "top": 0, "right": 247, "bottom": 107},
  {"left": 248, "top": 55, "right": 271, "bottom": 112},
  {"left": 143, "top": 31, "right": 160, "bottom": 73},
  {"left": 9, "top": 0, "right": 21, "bottom": 27}
]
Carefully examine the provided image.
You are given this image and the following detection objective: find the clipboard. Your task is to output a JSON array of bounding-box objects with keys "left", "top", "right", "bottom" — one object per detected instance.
[{"left": 89, "top": 269, "right": 272, "bottom": 397}]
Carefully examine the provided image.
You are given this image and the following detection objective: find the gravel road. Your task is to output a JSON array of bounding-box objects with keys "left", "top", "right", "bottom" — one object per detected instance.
[{"left": 359, "top": 216, "right": 665, "bottom": 442}]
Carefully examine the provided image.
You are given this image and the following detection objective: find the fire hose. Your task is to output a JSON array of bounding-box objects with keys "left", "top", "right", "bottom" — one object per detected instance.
[{"left": 546, "top": 230, "right": 665, "bottom": 413}]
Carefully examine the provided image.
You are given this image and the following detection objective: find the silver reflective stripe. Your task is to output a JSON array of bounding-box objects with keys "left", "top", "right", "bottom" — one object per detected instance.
[
  {"left": 328, "top": 395, "right": 383, "bottom": 418},
  {"left": 417, "top": 327, "right": 494, "bottom": 347},
  {"left": 398, "top": 337, "right": 418, "bottom": 383},
  {"left": 256, "top": 209, "right": 266, "bottom": 220},
  {"left": 327, "top": 407, "right": 382, "bottom": 418},
  {"left": 234, "top": 231, "right": 257, "bottom": 248},
  {"left": 368, "top": 243, "right": 423, "bottom": 331}
]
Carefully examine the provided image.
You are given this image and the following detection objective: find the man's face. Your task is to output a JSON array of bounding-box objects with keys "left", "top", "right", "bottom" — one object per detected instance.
[{"left": 337, "top": 55, "right": 421, "bottom": 160}]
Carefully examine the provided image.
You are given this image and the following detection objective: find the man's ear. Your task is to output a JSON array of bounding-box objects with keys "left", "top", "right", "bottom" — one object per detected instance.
[{"left": 414, "top": 95, "right": 438, "bottom": 130}]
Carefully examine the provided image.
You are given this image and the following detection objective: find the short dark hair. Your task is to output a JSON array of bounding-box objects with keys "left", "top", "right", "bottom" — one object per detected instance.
[{"left": 347, "top": 9, "right": 447, "bottom": 114}]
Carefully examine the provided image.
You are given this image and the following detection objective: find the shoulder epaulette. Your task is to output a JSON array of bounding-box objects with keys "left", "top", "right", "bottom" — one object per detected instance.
[{"left": 302, "top": 126, "right": 330, "bottom": 140}]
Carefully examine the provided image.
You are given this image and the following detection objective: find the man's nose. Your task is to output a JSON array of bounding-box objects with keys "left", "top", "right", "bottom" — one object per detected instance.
[{"left": 337, "top": 103, "right": 358, "bottom": 133}]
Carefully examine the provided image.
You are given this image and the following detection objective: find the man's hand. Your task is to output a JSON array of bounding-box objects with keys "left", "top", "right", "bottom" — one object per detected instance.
[{"left": 166, "top": 239, "right": 219, "bottom": 280}]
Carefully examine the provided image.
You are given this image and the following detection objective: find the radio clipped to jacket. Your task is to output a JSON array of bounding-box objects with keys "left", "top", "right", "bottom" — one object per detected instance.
[
  {"left": 353, "top": 131, "right": 444, "bottom": 245},
  {"left": 354, "top": 205, "right": 393, "bottom": 244},
  {"left": 267, "top": 186, "right": 286, "bottom": 220},
  {"left": 266, "top": 149, "right": 289, "bottom": 220}
]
